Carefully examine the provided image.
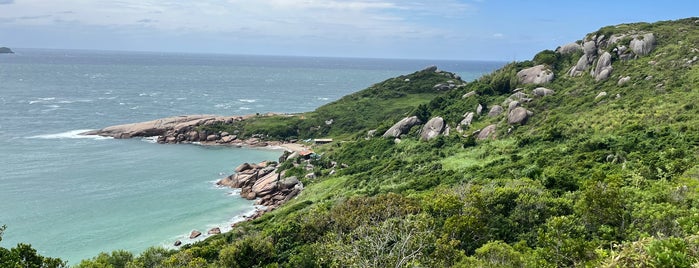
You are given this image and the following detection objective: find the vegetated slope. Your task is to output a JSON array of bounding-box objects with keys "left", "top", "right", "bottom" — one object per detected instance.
[
  {"left": 201, "top": 67, "right": 464, "bottom": 141},
  {"left": 75, "top": 18, "right": 699, "bottom": 267}
]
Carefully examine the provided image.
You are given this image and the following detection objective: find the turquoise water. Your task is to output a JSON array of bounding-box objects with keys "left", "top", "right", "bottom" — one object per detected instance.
[{"left": 0, "top": 49, "right": 503, "bottom": 264}]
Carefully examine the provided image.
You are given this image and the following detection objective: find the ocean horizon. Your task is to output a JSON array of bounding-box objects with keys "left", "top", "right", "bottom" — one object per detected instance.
[{"left": 0, "top": 48, "right": 504, "bottom": 264}]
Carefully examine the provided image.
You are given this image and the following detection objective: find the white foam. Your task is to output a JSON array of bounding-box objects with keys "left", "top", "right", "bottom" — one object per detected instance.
[
  {"left": 239, "top": 107, "right": 251, "bottom": 110},
  {"left": 141, "top": 136, "right": 159, "bottom": 143},
  {"left": 317, "top": 97, "right": 330, "bottom": 101},
  {"left": 28, "top": 129, "right": 113, "bottom": 140},
  {"left": 238, "top": 99, "right": 257, "bottom": 103}
]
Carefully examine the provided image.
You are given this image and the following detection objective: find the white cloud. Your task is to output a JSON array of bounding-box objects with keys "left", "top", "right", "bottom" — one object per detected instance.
[{"left": 0, "top": 0, "right": 472, "bottom": 39}]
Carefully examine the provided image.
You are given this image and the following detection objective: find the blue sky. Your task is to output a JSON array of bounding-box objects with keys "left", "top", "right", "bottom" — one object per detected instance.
[{"left": 0, "top": 0, "right": 696, "bottom": 60}]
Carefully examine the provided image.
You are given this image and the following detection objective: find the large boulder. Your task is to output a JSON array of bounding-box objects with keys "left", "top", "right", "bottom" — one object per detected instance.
[
  {"left": 630, "top": 33, "right": 656, "bottom": 57},
  {"left": 477, "top": 124, "right": 497, "bottom": 140},
  {"left": 382, "top": 116, "right": 421, "bottom": 138},
  {"left": 420, "top": 117, "right": 446, "bottom": 141},
  {"left": 462, "top": 91, "right": 477, "bottom": 99},
  {"left": 508, "top": 107, "right": 532, "bottom": 125},
  {"left": 593, "top": 52, "right": 613, "bottom": 81},
  {"left": 557, "top": 42, "right": 582, "bottom": 55},
  {"left": 190, "top": 230, "right": 202, "bottom": 239},
  {"left": 456, "top": 112, "right": 474, "bottom": 133},
  {"left": 583, "top": 40, "right": 597, "bottom": 59},
  {"left": 532, "top": 87, "right": 555, "bottom": 97},
  {"left": 251, "top": 171, "right": 279, "bottom": 197},
  {"left": 280, "top": 176, "right": 300, "bottom": 190},
  {"left": 208, "top": 227, "right": 221, "bottom": 235},
  {"left": 517, "top": 64, "right": 554, "bottom": 85},
  {"left": 487, "top": 105, "right": 504, "bottom": 117},
  {"left": 569, "top": 54, "right": 589, "bottom": 76}
]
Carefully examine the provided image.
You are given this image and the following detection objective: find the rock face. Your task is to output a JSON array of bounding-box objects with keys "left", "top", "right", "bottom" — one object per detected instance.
[
  {"left": 0, "top": 47, "right": 13, "bottom": 54},
  {"left": 477, "top": 124, "right": 497, "bottom": 140},
  {"left": 532, "top": 87, "right": 555, "bottom": 97},
  {"left": 217, "top": 161, "right": 303, "bottom": 208},
  {"left": 420, "top": 117, "right": 445, "bottom": 141},
  {"left": 517, "top": 65, "right": 554, "bottom": 85},
  {"left": 630, "top": 33, "right": 656, "bottom": 57},
  {"left": 593, "top": 52, "right": 614, "bottom": 81},
  {"left": 208, "top": 227, "right": 221, "bottom": 235},
  {"left": 383, "top": 116, "right": 421, "bottom": 138},
  {"left": 508, "top": 107, "right": 532, "bottom": 125}
]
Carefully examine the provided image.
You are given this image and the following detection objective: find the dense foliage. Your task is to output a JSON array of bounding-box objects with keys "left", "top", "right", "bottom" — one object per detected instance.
[
  {"left": 6, "top": 17, "right": 699, "bottom": 267},
  {"left": 0, "top": 225, "right": 67, "bottom": 268}
]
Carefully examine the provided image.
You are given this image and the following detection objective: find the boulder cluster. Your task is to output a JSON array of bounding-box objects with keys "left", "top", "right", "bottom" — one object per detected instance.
[
  {"left": 217, "top": 161, "right": 303, "bottom": 209},
  {"left": 560, "top": 32, "right": 656, "bottom": 80}
]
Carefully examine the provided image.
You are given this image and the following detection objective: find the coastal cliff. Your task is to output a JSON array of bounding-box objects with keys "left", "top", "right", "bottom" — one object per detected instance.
[{"left": 0, "top": 47, "right": 13, "bottom": 53}]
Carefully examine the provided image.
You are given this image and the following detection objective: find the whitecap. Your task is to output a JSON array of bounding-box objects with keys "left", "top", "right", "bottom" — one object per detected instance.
[
  {"left": 238, "top": 99, "right": 257, "bottom": 103},
  {"left": 239, "top": 107, "right": 251, "bottom": 110},
  {"left": 28, "top": 129, "right": 112, "bottom": 140},
  {"left": 141, "top": 136, "right": 159, "bottom": 143},
  {"left": 317, "top": 97, "right": 330, "bottom": 100}
]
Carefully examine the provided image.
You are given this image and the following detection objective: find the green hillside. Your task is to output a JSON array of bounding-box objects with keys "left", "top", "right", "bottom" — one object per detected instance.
[{"left": 5, "top": 17, "right": 699, "bottom": 267}]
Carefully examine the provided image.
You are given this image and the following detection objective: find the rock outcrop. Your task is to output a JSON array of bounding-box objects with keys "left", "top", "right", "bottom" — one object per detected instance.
[
  {"left": 593, "top": 52, "right": 613, "bottom": 81},
  {"left": 517, "top": 65, "right": 554, "bottom": 85},
  {"left": 487, "top": 105, "right": 504, "bottom": 117},
  {"left": 630, "top": 33, "right": 656, "bottom": 57},
  {"left": 508, "top": 107, "right": 533, "bottom": 125},
  {"left": 0, "top": 47, "right": 13, "bottom": 54},
  {"left": 532, "top": 87, "right": 555, "bottom": 97},
  {"left": 420, "top": 117, "right": 445, "bottom": 141},
  {"left": 618, "top": 76, "right": 631, "bottom": 86},
  {"left": 557, "top": 42, "right": 582, "bottom": 55},
  {"left": 82, "top": 114, "right": 299, "bottom": 146},
  {"left": 476, "top": 124, "right": 497, "bottom": 140},
  {"left": 190, "top": 230, "right": 202, "bottom": 239},
  {"left": 217, "top": 161, "right": 303, "bottom": 208},
  {"left": 456, "top": 112, "right": 474, "bottom": 133},
  {"left": 383, "top": 116, "right": 421, "bottom": 138}
]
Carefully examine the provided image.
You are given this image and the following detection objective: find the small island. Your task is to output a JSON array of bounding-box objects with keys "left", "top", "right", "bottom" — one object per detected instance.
[{"left": 0, "top": 47, "right": 14, "bottom": 54}]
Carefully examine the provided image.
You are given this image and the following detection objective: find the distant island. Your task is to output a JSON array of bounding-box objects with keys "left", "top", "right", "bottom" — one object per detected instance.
[{"left": 0, "top": 47, "right": 14, "bottom": 53}]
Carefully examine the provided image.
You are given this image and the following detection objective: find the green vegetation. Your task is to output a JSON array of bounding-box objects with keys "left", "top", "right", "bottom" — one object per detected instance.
[
  {"left": 7, "top": 17, "right": 699, "bottom": 267},
  {"left": 200, "top": 67, "right": 461, "bottom": 140},
  {"left": 0, "top": 225, "right": 67, "bottom": 268}
]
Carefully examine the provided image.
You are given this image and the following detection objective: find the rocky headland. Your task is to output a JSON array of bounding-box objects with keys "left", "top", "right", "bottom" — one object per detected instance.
[
  {"left": 84, "top": 114, "right": 307, "bottom": 245},
  {"left": 82, "top": 113, "right": 295, "bottom": 147},
  {"left": 0, "top": 47, "right": 13, "bottom": 54}
]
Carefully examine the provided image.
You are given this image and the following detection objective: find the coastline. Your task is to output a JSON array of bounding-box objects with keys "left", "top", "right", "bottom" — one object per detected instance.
[{"left": 82, "top": 115, "right": 311, "bottom": 247}]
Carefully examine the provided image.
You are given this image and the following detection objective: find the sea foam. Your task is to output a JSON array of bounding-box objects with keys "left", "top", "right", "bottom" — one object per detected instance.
[{"left": 28, "top": 129, "right": 112, "bottom": 140}]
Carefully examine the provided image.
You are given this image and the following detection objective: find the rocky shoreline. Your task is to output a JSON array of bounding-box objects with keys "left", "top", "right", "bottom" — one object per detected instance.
[{"left": 83, "top": 114, "right": 307, "bottom": 246}]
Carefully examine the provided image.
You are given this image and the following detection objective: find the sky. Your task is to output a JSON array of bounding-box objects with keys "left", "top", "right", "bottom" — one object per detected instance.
[{"left": 0, "top": 0, "right": 696, "bottom": 61}]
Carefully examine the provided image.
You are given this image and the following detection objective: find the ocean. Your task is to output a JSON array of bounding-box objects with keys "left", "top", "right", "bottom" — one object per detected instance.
[{"left": 0, "top": 48, "right": 503, "bottom": 264}]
